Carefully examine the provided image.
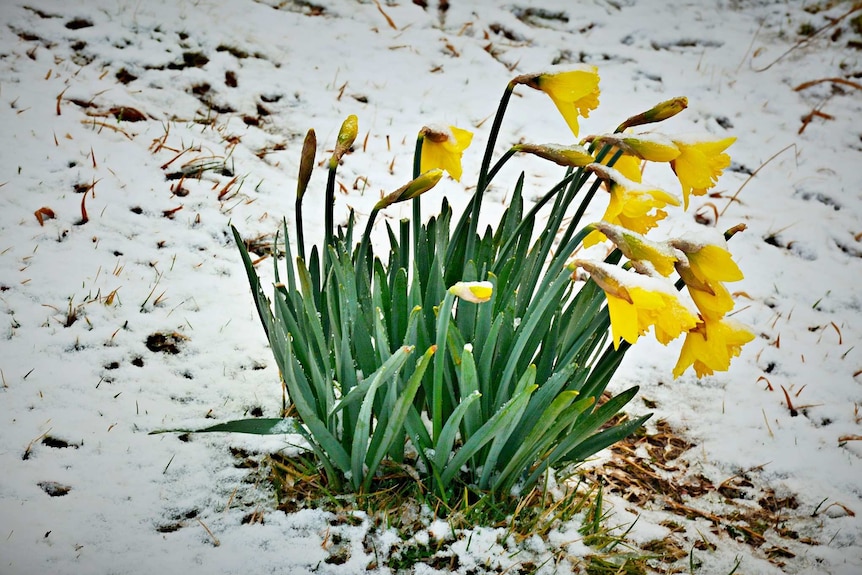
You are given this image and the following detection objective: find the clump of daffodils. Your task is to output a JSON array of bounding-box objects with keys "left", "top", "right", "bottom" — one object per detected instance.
[{"left": 223, "top": 63, "right": 752, "bottom": 502}]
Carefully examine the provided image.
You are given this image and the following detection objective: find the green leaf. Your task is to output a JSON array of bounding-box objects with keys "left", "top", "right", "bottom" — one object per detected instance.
[
  {"left": 433, "top": 390, "right": 482, "bottom": 474},
  {"left": 149, "top": 418, "right": 301, "bottom": 435},
  {"left": 441, "top": 384, "right": 537, "bottom": 487},
  {"left": 362, "top": 345, "right": 436, "bottom": 491}
]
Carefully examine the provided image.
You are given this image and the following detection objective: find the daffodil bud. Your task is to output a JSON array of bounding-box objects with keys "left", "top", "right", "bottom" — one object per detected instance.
[
  {"left": 570, "top": 259, "right": 633, "bottom": 304},
  {"left": 593, "top": 222, "right": 680, "bottom": 277},
  {"left": 584, "top": 133, "right": 680, "bottom": 162},
  {"left": 448, "top": 281, "right": 493, "bottom": 304},
  {"left": 513, "top": 143, "right": 594, "bottom": 167},
  {"left": 616, "top": 97, "right": 688, "bottom": 132},
  {"left": 375, "top": 169, "right": 444, "bottom": 210},
  {"left": 296, "top": 128, "right": 317, "bottom": 200},
  {"left": 330, "top": 114, "right": 358, "bottom": 167}
]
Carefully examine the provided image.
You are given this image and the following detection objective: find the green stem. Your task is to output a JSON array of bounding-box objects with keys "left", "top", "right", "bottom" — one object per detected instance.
[
  {"left": 555, "top": 146, "right": 621, "bottom": 251},
  {"left": 432, "top": 292, "right": 456, "bottom": 443},
  {"left": 324, "top": 161, "right": 337, "bottom": 252},
  {"left": 295, "top": 195, "right": 305, "bottom": 264},
  {"left": 484, "top": 147, "right": 518, "bottom": 189},
  {"left": 412, "top": 134, "right": 424, "bottom": 261},
  {"left": 463, "top": 82, "right": 516, "bottom": 268},
  {"left": 358, "top": 207, "right": 380, "bottom": 279},
  {"left": 491, "top": 171, "right": 577, "bottom": 274}
]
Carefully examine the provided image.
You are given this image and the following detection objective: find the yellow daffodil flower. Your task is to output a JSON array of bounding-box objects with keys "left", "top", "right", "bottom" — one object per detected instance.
[
  {"left": 593, "top": 222, "right": 680, "bottom": 277},
  {"left": 592, "top": 146, "right": 643, "bottom": 183},
  {"left": 584, "top": 164, "right": 681, "bottom": 246},
  {"left": 573, "top": 260, "right": 698, "bottom": 349},
  {"left": 684, "top": 243, "right": 744, "bottom": 284},
  {"left": 669, "top": 135, "right": 736, "bottom": 209},
  {"left": 671, "top": 236, "right": 744, "bottom": 319},
  {"left": 515, "top": 66, "right": 600, "bottom": 137},
  {"left": 420, "top": 125, "right": 474, "bottom": 182},
  {"left": 687, "top": 280, "right": 734, "bottom": 320},
  {"left": 449, "top": 281, "right": 493, "bottom": 303},
  {"left": 585, "top": 133, "right": 681, "bottom": 163},
  {"left": 673, "top": 317, "right": 755, "bottom": 378}
]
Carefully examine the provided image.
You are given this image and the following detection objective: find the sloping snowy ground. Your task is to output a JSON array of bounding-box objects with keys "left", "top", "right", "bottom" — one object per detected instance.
[{"left": 1, "top": 1, "right": 860, "bottom": 573}]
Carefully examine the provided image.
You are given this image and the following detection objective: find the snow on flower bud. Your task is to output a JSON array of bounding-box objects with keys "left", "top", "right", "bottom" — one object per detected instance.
[
  {"left": 296, "top": 128, "right": 317, "bottom": 200},
  {"left": 513, "top": 143, "right": 594, "bottom": 167},
  {"left": 419, "top": 125, "right": 473, "bottom": 182},
  {"left": 616, "top": 96, "right": 688, "bottom": 132},
  {"left": 593, "top": 222, "right": 680, "bottom": 277},
  {"left": 375, "top": 169, "right": 444, "bottom": 210},
  {"left": 449, "top": 281, "right": 494, "bottom": 304},
  {"left": 584, "top": 133, "right": 681, "bottom": 162},
  {"left": 513, "top": 65, "right": 600, "bottom": 137}
]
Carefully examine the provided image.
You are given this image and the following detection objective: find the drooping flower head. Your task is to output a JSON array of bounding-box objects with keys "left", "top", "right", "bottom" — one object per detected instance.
[
  {"left": 669, "top": 134, "right": 736, "bottom": 209},
  {"left": 584, "top": 163, "right": 681, "bottom": 246},
  {"left": 419, "top": 125, "right": 474, "bottom": 182},
  {"left": 670, "top": 233, "right": 744, "bottom": 319},
  {"left": 514, "top": 65, "right": 600, "bottom": 137},
  {"left": 572, "top": 260, "right": 699, "bottom": 349},
  {"left": 673, "top": 317, "right": 755, "bottom": 378}
]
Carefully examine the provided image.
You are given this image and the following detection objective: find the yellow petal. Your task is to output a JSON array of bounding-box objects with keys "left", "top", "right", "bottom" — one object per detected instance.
[
  {"left": 534, "top": 66, "right": 601, "bottom": 137},
  {"left": 606, "top": 294, "right": 639, "bottom": 349},
  {"left": 670, "top": 136, "right": 735, "bottom": 209},
  {"left": 688, "top": 245, "right": 744, "bottom": 283},
  {"left": 420, "top": 125, "right": 474, "bottom": 182}
]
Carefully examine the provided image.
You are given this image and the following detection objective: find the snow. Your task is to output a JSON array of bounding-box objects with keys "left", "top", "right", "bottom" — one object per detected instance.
[{"left": 1, "top": 0, "right": 861, "bottom": 574}]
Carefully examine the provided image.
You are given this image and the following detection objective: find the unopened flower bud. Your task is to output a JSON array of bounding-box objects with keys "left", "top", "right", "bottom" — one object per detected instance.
[
  {"left": 448, "top": 281, "right": 494, "bottom": 303},
  {"left": 616, "top": 97, "right": 688, "bottom": 132},
  {"left": 584, "top": 133, "right": 680, "bottom": 162},
  {"left": 296, "top": 128, "right": 317, "bottom": 200},
  {"left": 330, "top": 114, "right": 358, "bottom": 167},
  {"left": 375, "top": 169, "right": 444, "bottom": 210},
  {"left": 513, "top": 143, "right": 594, "bottom": 167},
  {"left": 570, "top": 259, "right": 633, "bottom": 304}
]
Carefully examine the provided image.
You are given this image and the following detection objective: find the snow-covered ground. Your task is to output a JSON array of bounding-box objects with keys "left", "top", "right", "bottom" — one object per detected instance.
[{"left": 1, "top": 1, "right": 861, "bottom": 573}]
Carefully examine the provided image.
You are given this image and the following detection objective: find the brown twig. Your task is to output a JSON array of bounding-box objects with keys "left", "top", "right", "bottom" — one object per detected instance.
[
  {"left": 721, "top": 144, "right": 796, "bottom": 216},
  {"left": 780, "top": 385, "right": 797, "bottom": 416},
  {"left": 794, "top": 77, "right": 862, "bottom": 92},
  {"left": 751, "top": 2, "right": 862, "bottom": 72},
  {"left": 373, "top": 0, "right": 398, "bottom": 30}
]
